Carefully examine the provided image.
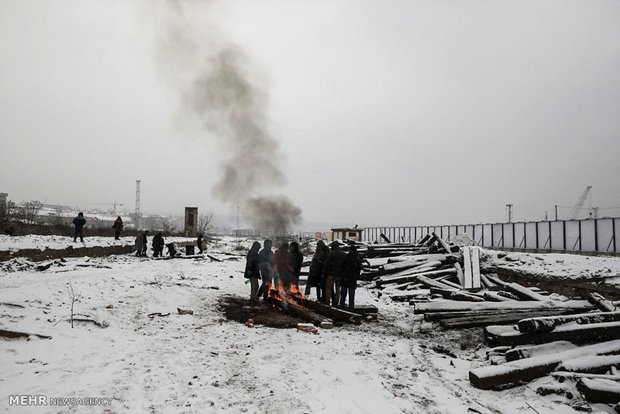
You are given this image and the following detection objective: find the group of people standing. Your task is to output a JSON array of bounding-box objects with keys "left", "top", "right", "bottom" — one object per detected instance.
[
  {"left": 244, "top": 240, "right": 304, "bottom": 303},
  {"left": 244, "top": 239, "right": 362, "bottom": 311}
]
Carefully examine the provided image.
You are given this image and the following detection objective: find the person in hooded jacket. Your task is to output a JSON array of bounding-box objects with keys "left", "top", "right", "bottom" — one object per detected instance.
[
  {"left": 112, "top": 216, "right": 123, "bottom": 240},
  {"left": 141, "top": 231, "right": 149, "bottom": 257},
  {"left": 152, "top": 232, "right": 165, "bottom": 257},
  {"left": 274, "top": 242, "right": 292, "bottom": 291},
  {"left": 257, "top": 239, "right": 274, "bottom": 299},
  {"left": 305, "top": 240, "right": 328, "bottom": 299},
  {"left": 245, "top": 241, "right": 261, "bottom": 303},
  {"left": 322, "top": 241, "right": 347, "bottom": 307},
  {"left": 196, "top": 233, "right": 204, "bottom": 254},
  {"left": 339, "top": 245, "right": 362, "bottom": 311},
  {"left": 288, "top": 241, "right": 303, "bottom": 290},
  {"left": 72, "top": 212, "right": 86, "bottom": 243}
]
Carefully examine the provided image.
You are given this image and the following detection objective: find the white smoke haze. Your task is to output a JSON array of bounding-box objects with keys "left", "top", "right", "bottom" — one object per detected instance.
[{"left": 154, "top": 1, "right": 302, "bottom": 231}]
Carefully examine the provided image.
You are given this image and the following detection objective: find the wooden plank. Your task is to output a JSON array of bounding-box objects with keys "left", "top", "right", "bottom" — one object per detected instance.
[
  {"left": 483, "top": 291, "right": 515, "bottom": 302},
  {"left": 559, "top": 355, "right": 620, "bottom": 374},
  {"left": 576, "top": 378, "right": 620, "bottom": 404},
  {"left": 471, "top": 246, "right": 481, "bottom": 289},
  {"left": 505, "top": 282, "right": 550, "bottom": 302},
  {"left": 469, "top": 339, "right": 620, "bottom": 390},
  {"left": 588, "top": 292, "right": 617, "bottom": 312},
  {"left": 485, "top": 320, "right": 620, "bottom": 347},
  {"left": 414, "top": 300, "right": 593, "bottom": 314},
  {"left": 454, "top": 263, "right": 464, "bottom": 287},
  {"left": 425, "top": 308, "right": 577, "bottom": 322},
  {"left": 376, "top": 268, "right": 457, "bottom": 287},
  {"left": 518, "top": 310, "right": 620, "bottom": 334},
  {"left": 463, "top": 246, "right": 473, "bottom": 289},
  {"left": 292, "top": 296, "right": 362, "bottom": 324}
]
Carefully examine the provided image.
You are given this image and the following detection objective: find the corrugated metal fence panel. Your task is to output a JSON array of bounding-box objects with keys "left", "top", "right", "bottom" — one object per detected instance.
[
  {"left": 597, "top": 219, "right": 614, "bottom": 252},
  {"left": 537, "top": 222, "right": 551, "bottom": 249},
  {"left": 492, "top": 224, "right": 502, "bottom": 247},
  {"left": 550, "top": 221, "right": 564, "bottom": 250},
  {"left": 502, "top": 223, "right": 513, "bottom": 248},
  {"left": 616, "top": 219, "right": 620, "bottom": 253},
  {"left": 565, "top": 221, "right": 580, "bottom": 251},
  {"left": 525, "top": 222, "right": 538, "bottom": 249},
  {"left": 581, "top": 220, "right": 596, "bottom": 252},
  {"left": 514, "top": 223, "right": 525, "bottom": 248},
  {"left": 482, "top": 224, "right": 493, "bottom": 247}
]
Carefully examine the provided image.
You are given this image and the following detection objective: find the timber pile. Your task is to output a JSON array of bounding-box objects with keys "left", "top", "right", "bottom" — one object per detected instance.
[{"left": 358, "top": 233, "right": 620, "bottom": 406}]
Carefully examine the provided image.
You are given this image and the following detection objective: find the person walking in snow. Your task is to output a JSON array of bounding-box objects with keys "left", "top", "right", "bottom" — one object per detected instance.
[
  {"left": 112, "top": 216, "right": 123, "bottom": 240},
  {"left": 339, "top": 245, "right": 362, "bottom": 311},
  {"left": 257, "top": 239, "right": 274, "bottom": 299},
  {"left": 72, "top": 212, "right": 86, "bottom": 243},
  {"left": 245, "top": 241, "right": 261, "bottom": 303}
]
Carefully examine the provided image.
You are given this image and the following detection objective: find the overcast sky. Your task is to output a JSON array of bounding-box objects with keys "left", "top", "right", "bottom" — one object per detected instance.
[{"left": 1, "top": 0, "right": 619, "bottom": 229}]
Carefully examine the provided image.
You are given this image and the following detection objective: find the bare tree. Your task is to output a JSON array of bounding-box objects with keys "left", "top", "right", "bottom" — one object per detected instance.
[
  {"left": 159, "top": 216, "right": 176, "bottom": 236},
  {"left": 198, "top": 212, "right": 215, "bottom": 236},
  {"left": 0, "top": 199, "right": 17, "bottom": 225},
  {"left": 22, "top": 200, "right": 43, "bottom": 224},
  {"left": 52, "top": 205, "right": 65, "bottom": 225}
]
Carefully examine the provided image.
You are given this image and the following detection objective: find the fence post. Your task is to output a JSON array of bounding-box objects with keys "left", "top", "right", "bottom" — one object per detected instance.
[
  {"left": 579, "top": 220, "right": 582, "bottom": 251},
  {"left": 512, "top": 223, "right": 516, "bottom": 248},
  {"left": 563, "top": 221, "right": 567, "bottom": 251},
  {"left": 549, "top": 221, "right": 552, "bottom": 249},
  {"left": 594, "top": 219, "right": 598, "bottom": 252},
  {"left": 535, "top": 222, "right": 539, "bottom": 249}
]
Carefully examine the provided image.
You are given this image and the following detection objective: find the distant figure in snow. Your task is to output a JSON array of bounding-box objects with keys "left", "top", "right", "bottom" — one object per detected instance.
[
  {"left": 339, "top": 245, "right": 362, "bottom": 311},
  {"left": 305, "top": 240, "right": 328, "bottom": 299},
  {"left": 274, "top": 242, "right": 293, "bottom": 292},
  {"left": 245, "top": 241, "right": 261, "bottom": 303},
  {"left": 197, "top": 232, "right": 205, "bottom": 254},
  {"left": 135, "top": 233, "right": 144, "bottom": 257},
  {"left": 288, "top": 241, "right": 303, "bottom": 290},
  {"left": 152, "top": 232, "right": 165, "bottom": 257},
  {"left": 257, "top": 239, "right": 274, "bottom": 299},
  {"left": 112, "top": 216, "right": 123, "bottom": 240},
  {"left": 141, "top": 231, "right": 149, "bottom": 257},
  {"left": 72, "top": 212, "right": 86, "bottom": 243},
  {"left": 322, "top": 241, "right": 347, "bottom": 306},
  {"left": 166, "top": 242, "right": 177, "bottom": 257}
]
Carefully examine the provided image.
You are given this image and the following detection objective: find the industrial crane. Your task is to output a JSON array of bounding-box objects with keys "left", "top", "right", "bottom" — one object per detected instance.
[{"left": 567, "top": 186, "right": 592, "bottom": 220}]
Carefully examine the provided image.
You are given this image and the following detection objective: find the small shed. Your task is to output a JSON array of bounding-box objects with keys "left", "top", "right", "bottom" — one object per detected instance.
[{"left": 331, "top": 227, "right": 363, "bottom": 242}]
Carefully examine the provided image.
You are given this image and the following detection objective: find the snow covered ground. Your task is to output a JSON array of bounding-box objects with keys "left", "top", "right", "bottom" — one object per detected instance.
[
  {"left": 0, "top": 238, "right": 617, "bottom": 413},
  {"left": 484, "top": 249, "right": 620, "bottom": 287},
  {"left": 0, "top": 235, "right": 195, "bottom": 252}
]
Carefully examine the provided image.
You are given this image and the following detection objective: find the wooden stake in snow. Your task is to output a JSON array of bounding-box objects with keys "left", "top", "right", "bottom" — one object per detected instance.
[
  {"left": 68, "top": 279, "right": 76, "bottom": 329},
  {"left": 463, "top": 246, "right": 473, "bottom": 289}
]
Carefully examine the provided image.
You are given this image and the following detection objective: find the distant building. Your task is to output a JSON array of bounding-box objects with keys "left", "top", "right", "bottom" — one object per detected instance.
[
  {"left": 331, "top": 227, "right": 363, "bottom": 242},
  {"left": 184, "top": 207, "right": 198, "bottom": 237}
]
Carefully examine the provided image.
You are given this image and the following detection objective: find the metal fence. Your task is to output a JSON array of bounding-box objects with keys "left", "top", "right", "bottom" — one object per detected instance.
[{"left": 363, "top": 217, "right": 620, "bottom": 254}]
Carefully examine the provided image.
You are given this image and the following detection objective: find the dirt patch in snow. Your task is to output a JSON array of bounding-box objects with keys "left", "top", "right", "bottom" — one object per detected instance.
[{"left": 218, "top": 295, "right": 304, "bottom": 328}]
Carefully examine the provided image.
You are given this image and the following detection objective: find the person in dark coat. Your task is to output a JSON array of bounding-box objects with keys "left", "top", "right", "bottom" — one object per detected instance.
[
  {"left": 288, "top": 241, "right": 303, "bottom": 291},
  {"left": 274, "top": 242, "right": 292, "bottom": 291},
  {"left": 135, "top": 233, "right": 144, "bottom": 257},
  {"left": 245, "top": 241, "right": 261, "bottom": 303},
  {"left": 166, "top": 242, "right": 177, "bottom": 257},
  {"left": 141, "top": 231, "right": 149, "bottom": 257},
  {"left": 112, "top": 216, "right": 123, "bottom": 240},
  {"left": 257, "top": 239, "right": 274, "bottom": 299},
  {"left": 152, "top": 232, "right": 165, "bottom": 257},
  {"left": 72, "top": 212, "right": 86, "bottom": 243},
  {"left": 339, "top": 245, "right": 362, "bottom": 311},
  {"left": 322, "top": 241, "right": 347, "bottom": 306},
  {"left": 196, "top": 233, "right": 204, "bottom": 254},
  {"left": 305, "top": 240, "right": 328, "bottom": 299}
]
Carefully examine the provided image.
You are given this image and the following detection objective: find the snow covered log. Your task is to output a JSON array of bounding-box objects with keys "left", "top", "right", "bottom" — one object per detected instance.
[
  {"left": 517, "top": 310, "right": 620, "bottom": 334},
  {"left": 485, "top": 320, "right": 620, "bottom": 347},
  {"left": 425, "top": 308, "right": 577, "bottom": 323},
  {"left": 469, "top": 339, "right": 620, "bottom": 390},
  {"left": 483, "top": 291, "right": 515, "bottom": 302},
  {"left": 449, "top": 291, "right": 485, "bottom": 302},
  {"left": 552, "top": 371, "right": 620, "bottom": 381},
  {"left": 376, "top": 268, "right": 457, "bottom": 287},
  {"left": 587, "top": 292, "right": 617, "bottom": 312},
  {"left": 416, "top": 275, "right": 461, "bottom": 291},
  {"left": 558, "top": 355, "right": 620, "bottom": 374},
  {"left": 505, "top": 341, "right": 576, "bottom": 362},
  {"left": 414, "top": 300, "right": 592, "bottom": 315},
  {"left": 0, "top": 329, "right": 51, "bottom": 340},
  {"left": 504, "top": 282, "right": 550, "bottom": 302},
  {"left": 576, "top": 378, "right": 620, "bottom": 403}
]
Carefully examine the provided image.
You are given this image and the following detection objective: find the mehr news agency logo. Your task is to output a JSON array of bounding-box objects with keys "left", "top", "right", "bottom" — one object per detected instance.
[{"left": 9, "top": 395, "right": 112, "bottom": 407}]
